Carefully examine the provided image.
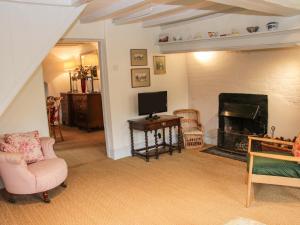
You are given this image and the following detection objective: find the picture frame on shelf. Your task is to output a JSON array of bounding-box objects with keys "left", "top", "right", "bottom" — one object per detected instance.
[
  {"left": 131, "top": 68, "right": 150, "bottom": 88},
  {"left": 153, "top": 56, "right": 166, "bottom": 74},
  {"left": 130, "top": 49, "right": 148, "bottom": 66}
]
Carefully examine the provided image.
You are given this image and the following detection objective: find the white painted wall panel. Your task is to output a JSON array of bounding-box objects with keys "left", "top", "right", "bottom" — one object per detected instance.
[
  {"left": 186, "top": 49, "right": 300, "bottom": 144},
  {"left": 0, "top": 1, "right": 85, "bottom": 116}
]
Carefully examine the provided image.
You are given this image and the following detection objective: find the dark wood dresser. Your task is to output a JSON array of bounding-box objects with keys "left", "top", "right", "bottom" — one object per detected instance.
[{"left": 61, "top": 93, "right": 103, "bottom": 131}]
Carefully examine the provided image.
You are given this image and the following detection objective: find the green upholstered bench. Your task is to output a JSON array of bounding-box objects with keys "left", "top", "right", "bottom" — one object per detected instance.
[
  {"left": 250, "top": 152, "right": 300, "bottom": 178},
  {"left": 246, "top": 137, "right": 300, "bottom": 207}
]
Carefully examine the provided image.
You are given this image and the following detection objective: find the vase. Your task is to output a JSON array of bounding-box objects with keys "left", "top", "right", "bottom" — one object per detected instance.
[{"left": 81, "top": 79, "right": 86, "bottom": 93}]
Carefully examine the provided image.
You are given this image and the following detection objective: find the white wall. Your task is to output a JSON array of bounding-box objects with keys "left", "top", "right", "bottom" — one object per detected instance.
[
  {"left": 63, "top": 19, "right": 105, "bottom": 40},
  {"left": 0, "top": 1, "right": 84, "bottom": 116},
  {"left": 187, "top": 48, "right": 300, "bottom": 144},
  {"left": 0, "top": 66, "right": 49, "bottom": 136},
  {"left": 63, "top": 20, "right": 189, "bottom": 159},
  {"left": 105, "top": 21, "right": 189, "bottom": 159}
]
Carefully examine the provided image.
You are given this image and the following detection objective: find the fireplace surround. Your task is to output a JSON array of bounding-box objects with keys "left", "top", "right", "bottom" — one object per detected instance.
[{"left": 217, "top": 93, "right": 268, "bottom": 156}]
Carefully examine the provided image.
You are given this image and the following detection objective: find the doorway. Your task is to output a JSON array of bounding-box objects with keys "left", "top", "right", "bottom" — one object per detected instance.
[{"left": 42, "top": 40, "right": 108, "bottom": 166}]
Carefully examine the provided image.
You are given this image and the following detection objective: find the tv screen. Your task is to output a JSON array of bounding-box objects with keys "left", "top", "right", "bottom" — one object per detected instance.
[{"left": 138, "top": 91, "right": 167, "bottom": 117}]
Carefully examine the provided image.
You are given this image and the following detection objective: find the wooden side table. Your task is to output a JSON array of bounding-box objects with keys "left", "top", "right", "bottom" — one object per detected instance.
[{"left": 128, "top": 115, "right": 182, "bottom": 162}]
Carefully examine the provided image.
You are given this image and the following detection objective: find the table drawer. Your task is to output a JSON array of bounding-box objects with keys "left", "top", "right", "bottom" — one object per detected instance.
[{"left": 147, "top": 119, "right": 179, "bottom": 130}]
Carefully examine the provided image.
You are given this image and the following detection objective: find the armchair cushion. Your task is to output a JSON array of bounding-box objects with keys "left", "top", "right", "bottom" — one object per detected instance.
[
  {"left": 28, "top": 158, "right": 67, "bottom": 192},
  {"left": 4, "top": 131, "right": 44, "bottom": 164},
  {"left": 249, "top": 152, "right": 300, "bottom": 178}
]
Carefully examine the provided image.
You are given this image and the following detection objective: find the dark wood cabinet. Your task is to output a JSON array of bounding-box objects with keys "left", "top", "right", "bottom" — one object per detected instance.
[
  {"left": 60, "top": 93, "right": 74, "bottom": 126},
  {"left": 61, "top": 93, "right": 103, "bottom": 131}
]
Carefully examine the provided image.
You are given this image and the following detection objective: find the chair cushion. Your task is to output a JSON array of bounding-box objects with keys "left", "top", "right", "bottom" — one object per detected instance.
[
  {"left": 249, "top": 152, "right": 300, "bottom": 178},
  {"left": 183, "top": 128, "right": 203, "bottom": 135},
  {"left": 4, "top": 131, "right": 44, "bottom": 164},
  {"left": 28, "top": 158, "right": 67, "bottom": 192}
]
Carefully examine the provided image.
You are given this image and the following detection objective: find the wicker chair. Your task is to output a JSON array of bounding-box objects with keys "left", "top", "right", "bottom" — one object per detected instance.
[{"left": 173, "top": 109, "right": 204, "bottom": 149}]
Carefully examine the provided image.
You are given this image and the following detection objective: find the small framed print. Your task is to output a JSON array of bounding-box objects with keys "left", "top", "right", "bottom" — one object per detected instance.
[
  {"left": 153, "top": 56, "right": 166, "bottom": 74},
  {"left": 131, "top": 68, "right": 150, "bottom": 88},
  {"left": 130, "top": 49, "right": 148, "bottom": 66}
]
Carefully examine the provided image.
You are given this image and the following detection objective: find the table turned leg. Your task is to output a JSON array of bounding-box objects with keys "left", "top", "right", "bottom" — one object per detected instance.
[
  {"left": 145, "top": 130, "right": 149, "bottom": 162},
  {"left": 162, "top": 127, "right": 166, "bottom": 148},
  {"left": 130, "top": 126, "right": 135, "bottom": 156},
  {"left": 169, "top": 126, "right": 173, "bottom": 155},
  {"left": 177, "top": 124, "right": 182, "bottom": 153},
  {"left": 154, "top": 129, "right": 159, "bottom": 159}
]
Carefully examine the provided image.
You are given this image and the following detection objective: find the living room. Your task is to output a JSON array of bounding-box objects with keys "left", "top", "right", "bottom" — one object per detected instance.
[{"left": 0, "top": 1, "right": 299, "bottom": 225}]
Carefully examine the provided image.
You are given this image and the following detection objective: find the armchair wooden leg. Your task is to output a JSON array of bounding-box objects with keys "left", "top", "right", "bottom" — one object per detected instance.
[
  {"left": 42, "top": 191, "right": 51, "bottom": 203},
  {"left": 61, "top": 182, "right": 67, "bottom": 188}
]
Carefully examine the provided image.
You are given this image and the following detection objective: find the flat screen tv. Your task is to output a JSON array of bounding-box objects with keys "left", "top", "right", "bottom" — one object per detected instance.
[{"left": 138, "top": 91, "right": 167, "bottom": 119}]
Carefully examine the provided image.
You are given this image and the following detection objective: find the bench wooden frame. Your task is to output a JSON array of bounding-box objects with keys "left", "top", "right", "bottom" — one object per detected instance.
[{"left": 246, "top": 136, "right": 300, "bottom": 207}]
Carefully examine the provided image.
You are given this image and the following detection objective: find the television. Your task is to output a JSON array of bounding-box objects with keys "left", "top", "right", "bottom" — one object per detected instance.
[{"left": 138, "top": 91, "right": 167, "bottom": 119}]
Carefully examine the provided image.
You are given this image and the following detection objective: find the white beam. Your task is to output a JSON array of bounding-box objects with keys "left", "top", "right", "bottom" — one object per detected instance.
[
  {"left": 70, "top": 0, "right": 92, "bottom": 6},
  {"left": 264, "top": 0, "right": 300, "bottom": 10},
  {"left": 113, "top": 1, "right": 219, "bottom": 25},
  {"left": 80, "top": 0, "right": 176, "bottom": 23},
  {"left": 80, "top": 0, "right": 148, "bottom": 23},
  {"left": 113, "top": 4, "right": 180, "bottom": 25},
  {"left": 207, "top": 0, "right": 300, "bottom": 16},
  {"left": 143, "top": 4, "right": 233, "bottom": 27},
  {"left": 0, "top": 0, "right": 73, "bottom": 6}
]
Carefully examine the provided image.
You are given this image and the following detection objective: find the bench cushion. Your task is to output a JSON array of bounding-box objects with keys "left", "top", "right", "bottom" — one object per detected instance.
[{"left": 248, "top": 152, "right": 300, "bottom": 178}]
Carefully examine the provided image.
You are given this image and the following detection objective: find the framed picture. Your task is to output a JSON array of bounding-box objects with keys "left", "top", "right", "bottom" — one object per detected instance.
[
  {"left": 130, "top": 49, "right": 148, "bottom": 66},
  {"left": 153, "top": 56, "right": 166, "bottom": 74},
  {"left": 131, "top": 68, "right": 150, "bottom": 88}
]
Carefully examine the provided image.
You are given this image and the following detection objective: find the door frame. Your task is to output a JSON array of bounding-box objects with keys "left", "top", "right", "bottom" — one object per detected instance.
[{"left": 59, "top": 38, "right": 114, "bottom": 159}]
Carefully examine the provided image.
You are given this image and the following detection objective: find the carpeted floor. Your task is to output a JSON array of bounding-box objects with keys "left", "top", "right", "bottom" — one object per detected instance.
[{"left": 0, "top": 127, "right": 299, "bottom": 225}]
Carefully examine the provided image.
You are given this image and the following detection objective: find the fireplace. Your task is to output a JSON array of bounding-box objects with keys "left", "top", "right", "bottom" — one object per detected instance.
[{"left": 217, "top": 93, "right": 268, "bottom": 156}]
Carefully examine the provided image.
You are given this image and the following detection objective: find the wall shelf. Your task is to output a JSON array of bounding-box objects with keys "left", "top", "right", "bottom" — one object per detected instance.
[{"left": 157, "top": 28, "right": 300, "bottom": 53}]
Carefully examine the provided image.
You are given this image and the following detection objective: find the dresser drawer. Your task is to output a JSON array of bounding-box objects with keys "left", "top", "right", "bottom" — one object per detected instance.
[{"left": 73, "top": 95, "right": 87, "bottom": 112}]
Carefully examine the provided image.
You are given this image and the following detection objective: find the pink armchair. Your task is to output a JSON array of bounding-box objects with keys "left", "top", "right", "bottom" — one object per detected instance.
[{"left": 0, "top": 137, "right": 67, "bottom": 203}]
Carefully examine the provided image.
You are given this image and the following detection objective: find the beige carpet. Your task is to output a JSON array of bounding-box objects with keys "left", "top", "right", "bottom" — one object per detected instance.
[{"left": 0, "top": 127, "right": 299, "bottom": 225}]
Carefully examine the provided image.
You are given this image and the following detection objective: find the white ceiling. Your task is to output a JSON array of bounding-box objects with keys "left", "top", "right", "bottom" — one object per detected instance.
[
  {"left": 4, "top": 0, "right": 300, "bottom": 27},
  {"left": 79, "top": 0, "right": 300, "bottom": 27}
]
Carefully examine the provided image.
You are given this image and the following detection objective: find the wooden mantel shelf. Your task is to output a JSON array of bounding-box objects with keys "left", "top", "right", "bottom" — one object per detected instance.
[{"left": 157, "top": 27, "right": 300, "bottom": 53}]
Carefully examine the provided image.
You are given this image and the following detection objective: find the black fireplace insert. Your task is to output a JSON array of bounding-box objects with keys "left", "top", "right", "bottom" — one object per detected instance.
[{"left": 217, "top": 93, "right": 268, "bottom": 155}]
